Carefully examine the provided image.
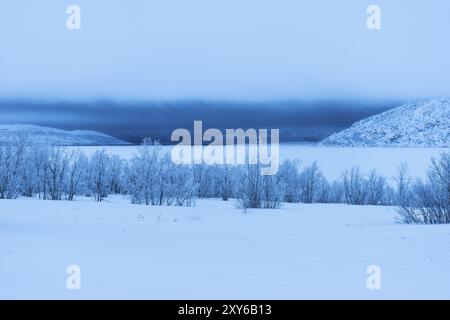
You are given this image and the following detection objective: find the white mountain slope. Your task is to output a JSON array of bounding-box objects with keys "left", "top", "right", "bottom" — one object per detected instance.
[
  {"left": 0, "top": 124, "right": 130, "bottom": 146},
  {"left": 320, "top": 98, "right": 450, "bottom": 147}
]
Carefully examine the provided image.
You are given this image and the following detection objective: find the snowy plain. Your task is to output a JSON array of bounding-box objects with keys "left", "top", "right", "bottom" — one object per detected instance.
[
  {"left": 1, "top": 197, "right": 449, "bottom": 299},
  {"left": 1, "top": 144, "right": 449, "bottom": 299}
]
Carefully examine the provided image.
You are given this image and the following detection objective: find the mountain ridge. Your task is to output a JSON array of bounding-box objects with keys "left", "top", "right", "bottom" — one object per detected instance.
[
  {"left": 0, "top": 124, "right": 130, "bottom": 146},
  {"left": 320, "top": 98, "right": 450, "bottom": 147}
]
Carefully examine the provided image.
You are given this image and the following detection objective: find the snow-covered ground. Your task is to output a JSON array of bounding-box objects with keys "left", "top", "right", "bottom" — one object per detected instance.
[
  {"left": 320, "top": 98, "right": 450, "bottom": 147},
  {"left": 1, "top": 145, "right": 448, "bottom": 299},
  {"left": 77, "top": 144, "right": 447, "bottom": 181},
  {"left": 0, "top": 124, "right": 129, "bottom": 146},
  {"left": 1, "top": 196, "right": 449, "bottom": 299}
]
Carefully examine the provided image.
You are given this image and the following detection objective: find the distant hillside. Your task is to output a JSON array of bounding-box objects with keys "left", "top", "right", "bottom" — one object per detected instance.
[
  {"left": 0, "top": 100, "right": 395, "bottom": 143},
  {"left": 320, "top": 98, "right": 450, "bottom": 147},
  {"left": 0, "top": 124, "right": 130, "bottom": 146}
]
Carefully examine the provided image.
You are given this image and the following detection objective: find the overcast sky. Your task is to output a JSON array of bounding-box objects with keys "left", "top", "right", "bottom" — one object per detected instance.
[{"left": 0, "top": 0, "right": 449, "bottom": 101}]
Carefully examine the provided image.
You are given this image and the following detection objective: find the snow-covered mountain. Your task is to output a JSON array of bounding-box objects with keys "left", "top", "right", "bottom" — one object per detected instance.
[
  {"left": 320, "top": 98, "right": 450, "bottom": 147},
  {"left": 0, "top": 124, "right": 130, "bottom": 146}
]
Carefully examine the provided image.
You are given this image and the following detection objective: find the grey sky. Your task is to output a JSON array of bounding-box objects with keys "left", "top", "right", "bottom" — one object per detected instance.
[{"left": 0, "top": 0, "right": 449, "bottom": 101}]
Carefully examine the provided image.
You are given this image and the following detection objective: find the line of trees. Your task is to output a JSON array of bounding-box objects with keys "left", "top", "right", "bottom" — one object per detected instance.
[{"left": 0, "top": 138, "right": 448, "bottom": 223}]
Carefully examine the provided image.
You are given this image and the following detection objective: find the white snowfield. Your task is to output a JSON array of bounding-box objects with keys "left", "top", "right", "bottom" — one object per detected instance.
[
  {"left": 1, "top": 197, "right": 449, "bottom": 299},
  {"left": 320, "top": 98, "right": 450, "bottom": 147}
]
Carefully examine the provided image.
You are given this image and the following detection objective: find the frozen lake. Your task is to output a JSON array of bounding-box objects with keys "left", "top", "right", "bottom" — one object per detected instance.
[{"left": 76, "top": 144, "right": 448, "bottom": 182}]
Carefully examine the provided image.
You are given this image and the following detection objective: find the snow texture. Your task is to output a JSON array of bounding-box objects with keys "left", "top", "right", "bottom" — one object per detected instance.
[{"left": 320, "top": 98, "right": 450, "bottom": 147}]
